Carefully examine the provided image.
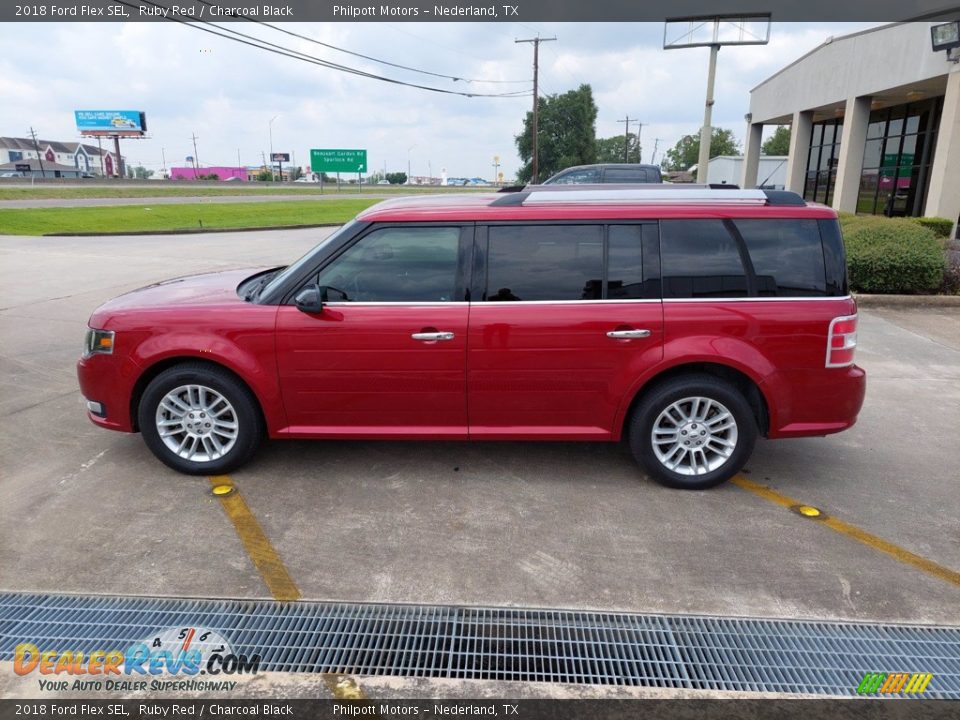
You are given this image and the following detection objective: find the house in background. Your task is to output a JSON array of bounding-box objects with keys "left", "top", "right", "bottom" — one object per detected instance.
[{"left": 0, "top": 137, "right": 122, "bottom": 177}]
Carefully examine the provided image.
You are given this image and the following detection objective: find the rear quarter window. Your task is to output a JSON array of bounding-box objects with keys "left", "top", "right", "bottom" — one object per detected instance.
[{"left": 735, "top": 219, "right": 827, "bottom": 297}]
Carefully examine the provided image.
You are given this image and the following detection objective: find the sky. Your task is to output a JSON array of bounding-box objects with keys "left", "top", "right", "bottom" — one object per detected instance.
[{"left": 0, "top": 20, "right": 882, "bottom": 180}]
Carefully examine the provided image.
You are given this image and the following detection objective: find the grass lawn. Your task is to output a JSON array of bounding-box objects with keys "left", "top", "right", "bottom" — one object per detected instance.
[
  {"left": 0, "top": 199, "right": 380, "bottom": 236},
  {"left": 0, "top": 184, "right": 489, "bottom": 201}
]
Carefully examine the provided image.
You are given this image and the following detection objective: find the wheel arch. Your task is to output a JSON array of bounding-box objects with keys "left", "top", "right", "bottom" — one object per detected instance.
[
  {"left": 618, "top": 361, "right": 770, "bottom": 440},
  {"left": 130, "top": 357, "right": 268, "bottom": 434}
]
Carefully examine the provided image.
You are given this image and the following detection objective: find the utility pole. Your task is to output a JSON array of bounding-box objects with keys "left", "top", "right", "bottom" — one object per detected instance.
[
  {"left": 190, "top": 133, "right": 200, "bottom": 176},
  {"left": 237, "top": 148, "right": 241, "bottom": 170},
  {"left": 650, "top": 138, "right": 663, "bottom": 165},
  {"left": 616, "top": 116, "right": 642, "bottom": 163},
  {"left": 97, "top": 137, "right": 104, "bottom": 176},
  {"left": 515, "top": 35, "right": 556, "bottom": 184},
  {"left": 492, "top": 155, "right": 500, "bottom": 186},
  {"left": 161, "top": 147, "right": 167, "bottom": 177},
  {"left": 28, "top": 127, "right": 46, "bottom": 178}
]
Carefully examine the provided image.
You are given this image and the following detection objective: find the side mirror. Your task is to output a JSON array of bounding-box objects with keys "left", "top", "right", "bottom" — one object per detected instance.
[{"left": 294, "top": 284, "right": 324, "bottom": 314}]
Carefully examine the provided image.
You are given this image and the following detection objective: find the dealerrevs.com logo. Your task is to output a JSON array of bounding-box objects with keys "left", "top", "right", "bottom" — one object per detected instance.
[{"left": 14, "top": 627, "right": 261, "bottom": 693}]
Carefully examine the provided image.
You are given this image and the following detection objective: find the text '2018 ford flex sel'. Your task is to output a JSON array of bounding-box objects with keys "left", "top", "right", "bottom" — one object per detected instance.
[{"left": 78, "top": 186, "right": 865, "bottom": 489}]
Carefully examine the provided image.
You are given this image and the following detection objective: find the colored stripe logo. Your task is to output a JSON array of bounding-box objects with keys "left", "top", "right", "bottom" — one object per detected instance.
[{"left": 857, "top": 672, "right": 933, "bottom": 694}]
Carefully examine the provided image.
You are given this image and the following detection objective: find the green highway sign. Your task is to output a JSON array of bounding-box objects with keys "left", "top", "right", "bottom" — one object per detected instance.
[{"left": 310, "top": 148, "right": 367, "bottom": 174}]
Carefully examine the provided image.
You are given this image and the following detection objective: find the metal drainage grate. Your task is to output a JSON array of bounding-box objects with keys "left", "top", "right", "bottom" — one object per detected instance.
[{"left": 1, "top": 593, "right": 958, "bottom": 697}]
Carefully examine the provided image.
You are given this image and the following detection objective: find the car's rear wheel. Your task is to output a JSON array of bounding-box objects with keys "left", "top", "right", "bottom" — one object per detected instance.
[
  {"left": 628, "top": 374, "right": 757, "bottom": 490},
  {"left": 138, "top": 363, "right": 263, "bottom": 475}
]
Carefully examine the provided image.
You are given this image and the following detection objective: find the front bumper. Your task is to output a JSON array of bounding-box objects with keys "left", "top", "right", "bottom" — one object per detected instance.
[{"left": 76, "top": 353, "right": 141, "bottom": 433}]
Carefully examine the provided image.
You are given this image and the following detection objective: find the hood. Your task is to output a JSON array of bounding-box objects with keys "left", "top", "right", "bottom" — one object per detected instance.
[{"left": 89, "top": 267, "right": 271, "bottom": 323}]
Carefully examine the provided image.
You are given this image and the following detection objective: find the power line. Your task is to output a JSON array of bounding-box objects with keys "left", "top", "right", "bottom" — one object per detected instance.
[
  {"left": 111, "top": 0, "right": 530, "bottom": 99},
  {"left": 191, "top": 0, "right": 528, "bottom": 85}
]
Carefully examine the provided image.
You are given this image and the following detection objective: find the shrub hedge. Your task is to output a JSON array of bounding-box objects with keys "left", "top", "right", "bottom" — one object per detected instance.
[
  {"left": 910, "top": 216, "right": 955, "bottom": 239},
  {"left": 839, "top": 217, "right": 945, "bottom": 294}
]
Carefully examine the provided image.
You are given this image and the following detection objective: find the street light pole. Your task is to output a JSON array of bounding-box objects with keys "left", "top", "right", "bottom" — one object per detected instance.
[
  {"left": 696, "top": 44, "right": 720, "bottom": 183},
  {"left": 407, "top": 144, "right": 416, "bottom": 184},
  {"left": 269, "top": 115, "right": 279, "bottom": 182}
]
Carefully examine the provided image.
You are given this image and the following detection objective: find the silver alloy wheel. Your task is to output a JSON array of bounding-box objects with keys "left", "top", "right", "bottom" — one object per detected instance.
[
  {"left": 651, "top": 396, "right": 738, "bottom": 477},
  {"left": 155, "top": 384, "right": 239, "bottom": 463}
]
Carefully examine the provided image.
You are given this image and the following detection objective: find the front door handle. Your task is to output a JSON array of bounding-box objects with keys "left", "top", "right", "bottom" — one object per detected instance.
[
  {"left": 607, "top": 329, "right": 651, "bottom": 339},
  {"left": 412, "top": 331, "right": 455, "bottom": 342}
]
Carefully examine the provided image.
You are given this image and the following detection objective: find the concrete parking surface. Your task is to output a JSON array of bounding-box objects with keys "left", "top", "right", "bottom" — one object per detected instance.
[{"left": 1, "top": 228, "right": 958, "bottom": 626}]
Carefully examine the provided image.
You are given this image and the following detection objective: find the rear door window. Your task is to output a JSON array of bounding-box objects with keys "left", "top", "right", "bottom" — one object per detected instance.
[
  {"left": 660, "top": 220, "right": 749, "bottom": 298},
  {"left": 485, "top": 225, "right": 603, "bottom": 300},
  {"left": 735, "top": 219, "right": 827, "bottom": 296}
]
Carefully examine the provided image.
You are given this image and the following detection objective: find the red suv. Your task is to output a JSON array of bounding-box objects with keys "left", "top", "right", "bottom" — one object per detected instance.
[{"left": 77, "top": 187, "right": 865, "bottom": 489}]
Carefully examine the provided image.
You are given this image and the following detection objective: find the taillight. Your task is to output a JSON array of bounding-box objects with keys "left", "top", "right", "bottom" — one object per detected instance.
[{"left": 826, "top": 314, "right": 858, "bottom": 368}]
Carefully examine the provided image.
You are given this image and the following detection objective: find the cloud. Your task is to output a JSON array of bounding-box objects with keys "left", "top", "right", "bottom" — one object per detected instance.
[{"left": 0, "top": 21, "right": 880, "bottom": 178}]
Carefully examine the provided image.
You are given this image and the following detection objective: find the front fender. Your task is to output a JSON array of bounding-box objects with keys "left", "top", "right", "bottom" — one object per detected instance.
[{"left": 131, "top": 329, "right": 286, "bottom": 435}]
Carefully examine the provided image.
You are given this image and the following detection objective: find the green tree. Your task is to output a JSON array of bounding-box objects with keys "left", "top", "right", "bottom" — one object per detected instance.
[
  {"left": 596, "top": 133, "right": 642, "bottom": 164},
  {"left": 662, "top": 128, "right": 740, "bottom": 172},
  {"left": 762, "top": 126, "right": 791, "bottom": 155},
  {"left": 256, "top": 170, "right": 274, "bottom": 181},
  {"left": 291, "top": 166, "right": 304, "bottom": 180},
  {"left": 132, "top": 165, "right": 154, "bottom": 179},
  {"left": 515, "top": 84, "right": 598, "bottom": 183},
  {"left": 385, "top": 172, "right": 408, "bottom": 185}
]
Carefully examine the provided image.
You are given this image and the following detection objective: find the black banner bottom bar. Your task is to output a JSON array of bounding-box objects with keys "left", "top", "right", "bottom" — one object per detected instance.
[{"left": 2, "top": 699, "right": 960, "bottom": 720}]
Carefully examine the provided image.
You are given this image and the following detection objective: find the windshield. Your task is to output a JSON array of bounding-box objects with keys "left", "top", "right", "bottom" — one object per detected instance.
[{"left": 258, "top": 220, "right": 360, "bottom": 301}]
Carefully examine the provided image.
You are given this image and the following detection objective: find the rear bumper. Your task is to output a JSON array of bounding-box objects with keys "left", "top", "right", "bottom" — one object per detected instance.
[
  {"left": 76, "top": 353, "right": 141, "bottom": 433},
  {"left": 764, "top": 364, "right": 866, "bottom": 439}
]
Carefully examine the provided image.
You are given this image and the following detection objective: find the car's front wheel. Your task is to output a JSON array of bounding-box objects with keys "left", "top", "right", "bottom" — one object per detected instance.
[
  {"left": 138, "top": 363, "right": 263, "bottom": 475},
  {"left": 629, "top": 374, "right": 757, "bottom": 490}
]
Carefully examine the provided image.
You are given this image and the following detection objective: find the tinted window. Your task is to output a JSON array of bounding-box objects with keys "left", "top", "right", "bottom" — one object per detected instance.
[
  {"left": 661, "top": 220, "right": 748, "bottom": 298},
  {"left": 315, "top": 226, "right": 460, "bottom": 302},
  {"left": 607, "top": 225, "right": 645, "bottom": 298},
  {"left": 547, "top": 168, "right": 600, "bottom": 184},
  {"left": 604, "top": 167, "right": 659, "bottom": 183},
  {"left": 736, "top": 219, "right": 827, "bottom": 296},
  {"left": 486, "top": 225, "right": 603, "bottom": 301}
]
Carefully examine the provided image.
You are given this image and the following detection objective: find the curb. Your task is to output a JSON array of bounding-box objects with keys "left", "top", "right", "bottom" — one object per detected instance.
[
  {"left": 855, "top": 293, "right": 960, "bottom": 308},
  {"left": 42, "top": 223, "right": 343, "bottom": 237}
]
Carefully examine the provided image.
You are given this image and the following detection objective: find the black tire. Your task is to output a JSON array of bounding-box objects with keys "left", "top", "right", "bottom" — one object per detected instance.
[
  {"left": 628, "top": 373, "right": 757, "bottom": 490},
  {"left": 138, "top": 362, "right": 264, "bottom": 475}
]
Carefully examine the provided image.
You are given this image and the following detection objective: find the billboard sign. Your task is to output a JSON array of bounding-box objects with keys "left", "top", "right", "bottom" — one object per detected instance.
[
  {"left": 15, "top": 163, "right": 31, "bottom": 172},
  {"left": 270, "top": 153, "right": 290, "bottom": 162},
  {"left": 311, "top": 149, "right": 367, "bottom": 174},
  {"left": 74, "top": 110, "right": 147, "bottom": 135}
]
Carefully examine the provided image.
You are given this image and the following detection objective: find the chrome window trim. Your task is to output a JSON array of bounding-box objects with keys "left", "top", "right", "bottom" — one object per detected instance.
[
  {"left": 321, "top": 301, "right": 470, "bottom": 307},
  {"left": 317, "top": 296, "right": 851, "bottom": 306},
  {"left": 663, "top": 296, "right": 852, "bottom": 303}
]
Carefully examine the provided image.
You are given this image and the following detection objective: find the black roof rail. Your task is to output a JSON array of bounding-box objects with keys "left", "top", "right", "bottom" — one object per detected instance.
[
  {"left": 489, "top": 191, "right": 531, "bottom": 206},
  {"left": 762, "top": 190, "right": 807, "bottom": 206}
]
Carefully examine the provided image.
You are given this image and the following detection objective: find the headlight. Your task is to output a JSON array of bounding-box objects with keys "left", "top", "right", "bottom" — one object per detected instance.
[{"left": 83, "top": 328, "right": 115, "bottom": 357}]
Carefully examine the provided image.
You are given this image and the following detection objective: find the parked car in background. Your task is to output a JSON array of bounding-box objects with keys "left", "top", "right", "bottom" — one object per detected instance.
[
  {"left": 78, "top": 185, "right": 864, "bottom": 489},
  {"left": 0, "top": 171, "right": 26, "bottom": 178},
  {"left": 543, "top": 163, "right": 663, "bottom": 185}
]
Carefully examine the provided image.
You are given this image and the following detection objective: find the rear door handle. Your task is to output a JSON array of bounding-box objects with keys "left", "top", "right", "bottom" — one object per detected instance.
[
  {"left": 607, "top": 329, "right": 651, "bottom": 339},
  {"left": 412, "top": 331, "right": 455, "bottom": 342}
]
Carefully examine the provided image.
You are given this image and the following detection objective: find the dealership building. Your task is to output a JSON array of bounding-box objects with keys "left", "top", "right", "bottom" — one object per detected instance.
[{"left": 741, "top": 22, "right": 960, "bottom": 236}]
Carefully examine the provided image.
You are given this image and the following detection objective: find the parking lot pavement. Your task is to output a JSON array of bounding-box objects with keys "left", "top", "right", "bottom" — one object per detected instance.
[{"left": 1, "top": 229, "right": 958, "bottom": 627}]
